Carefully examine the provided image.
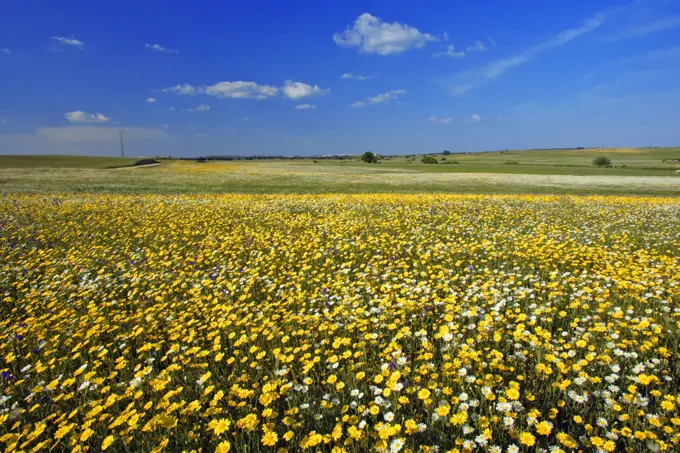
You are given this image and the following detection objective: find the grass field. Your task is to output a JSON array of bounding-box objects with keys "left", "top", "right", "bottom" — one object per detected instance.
[
  {"left": 0, "top": 148, "right": 679, "bottom": 196},
  {"left": 1, "top": 193, "right": 679, "bottom": 453}
]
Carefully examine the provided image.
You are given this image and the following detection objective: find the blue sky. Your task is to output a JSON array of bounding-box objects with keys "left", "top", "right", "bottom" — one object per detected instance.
[{"left": 1, "top": 0, "right": 679, "bottom": 157}]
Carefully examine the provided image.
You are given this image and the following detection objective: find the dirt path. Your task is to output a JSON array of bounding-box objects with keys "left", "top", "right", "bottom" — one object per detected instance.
[{"left": 110, "top": 163, "right": 162, "bottom": 170}]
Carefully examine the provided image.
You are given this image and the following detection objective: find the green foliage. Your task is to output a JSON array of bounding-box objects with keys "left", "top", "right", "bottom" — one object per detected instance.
[
  {"left": 503, "top": 160, "right": 519, "bottom": 165},
  {"left": 361, "top": 151, "right": 378, "bottom": 163},
  {"left": 593, "top": 156, "right": 612, "bottom": 167},
  {"left": 421, "top": 155, "right": 439, "bottom": 164},
  {"left": 442, "top": 150, "right": 451, "bottom": 155}
]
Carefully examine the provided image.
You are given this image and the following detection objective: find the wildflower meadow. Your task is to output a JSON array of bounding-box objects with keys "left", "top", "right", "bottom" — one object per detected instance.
[{"left": 1, "top": 194, "right": 679, "bottom": 453}]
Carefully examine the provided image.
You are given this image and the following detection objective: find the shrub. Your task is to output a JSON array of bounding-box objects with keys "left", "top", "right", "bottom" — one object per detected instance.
[
  {"left": 503, "top": 160, "right": 519, "bottom": 165},
  {"left": 442, "top": 150, "right": 451, "bottom": 155},
  {"left": 593, "top": 156, "right": 612, "bottom": 167},
  {"left": 421, "top": 155, "right": 439, "bottom": 164},
  {"left": 361, "top": 151, "right": 377, "bottom": 163}
]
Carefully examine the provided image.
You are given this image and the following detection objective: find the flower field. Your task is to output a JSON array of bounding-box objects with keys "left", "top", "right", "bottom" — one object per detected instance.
[{"left": 1, "top": 193, "right": 680, "bottom": 453}]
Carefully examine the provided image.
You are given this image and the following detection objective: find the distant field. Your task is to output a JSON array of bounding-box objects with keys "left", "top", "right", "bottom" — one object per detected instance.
[
  {"left": 0, "top": 148, "right": 678, "bottom": 196},
  {"left": 0, "top": 154, "right": 140, "bottom": 169}
]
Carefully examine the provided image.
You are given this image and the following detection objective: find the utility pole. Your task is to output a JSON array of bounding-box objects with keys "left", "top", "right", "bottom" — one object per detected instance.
[{"left": 119, "top": 130, "right": 125, "bottom": 158}]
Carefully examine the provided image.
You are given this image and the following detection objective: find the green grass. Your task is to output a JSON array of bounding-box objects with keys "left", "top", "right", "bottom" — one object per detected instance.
[
  {"left": 0, "top": 155, "right": 140, "bottom": 169},
  {"left": 0, "top": 148, "right": 678, "bottom": 196}
]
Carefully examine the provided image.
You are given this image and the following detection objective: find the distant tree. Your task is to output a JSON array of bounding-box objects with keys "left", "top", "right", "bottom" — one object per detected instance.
[
  {"left": 592, "top": 156, "right": 612, "bottom": 167},
  {"left": 442, "top": 150, "right": 451, "bottom": 155},
  {"left": 361, "top": 151, "right": 377, "bottom": 163},
  {"left": 422, "top": 155, "right": 439, "bottom": 164}
]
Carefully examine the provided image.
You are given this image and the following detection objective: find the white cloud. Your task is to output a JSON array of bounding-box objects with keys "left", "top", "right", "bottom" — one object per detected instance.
[
  {"left": 428, "top": 116, "right": 453, "bottom": 124},
  {"left": 185, "top": 104, "right": 210, "bottom": 112},
  {"left": 350, "top": 89, "right": 407, "bottom": 107},
  {"left": 340, "top": 73, "right": 375, "bottom": 80},
  {"left": 64, "top": 111, "right": 110, "bottom": 124},
  {"left": 0, "top": 118, "right": 7, "bottom": 124},
  {"left": 37, "top": 126, "right": 165, "bottom": 143},
  {"left": 466, "top": 40, "right": 487, "bottom": 52},
  {"left": 483, "top": 55, "right": 533, "bottom": 78},
  {"left": 333, "top": 13, "right": 437, "bottom": 55},
  {"left": 203, "top": 81, "right": 278, "bottom": 99},
  {"left": 295, "top": 104, "right": 316, "bottom": 109},
  {"left": 146, "top": 97, "right": 157, "bottom": 103},
  {"left": 433, "top": 45, "right": 465, "bottom": 58},
  {"left": 283, "top": 80, "right": 329, "bottom": 99},
  {"left": 162, "top": 84, "right": 197, "bottom": 95},
  {"left": 607, "top": 15, "right": 680, "bottom": 41},
  {"left": 486, "top": 36, "right": 497, "bottom": 48},
  {"left": 471, "top": 114, "right": 481, "bottom": 122},
  {"left": 238, "top": 117, "right": 250, "bottom": 121},
  {"left": 1, "top": 48, "right": 10, "bottom": 54},
  {"left": 443, "top": 5, "right": 626, "bottom": 95},
  {"left": 161, "top": 80, "right": 328, "bottom": 101},
  {"left": 145, "top": 43, "right": 178, "bottom": 53},
  {"left": 51, "top": 36, "right": 84, "bottom": 48}
]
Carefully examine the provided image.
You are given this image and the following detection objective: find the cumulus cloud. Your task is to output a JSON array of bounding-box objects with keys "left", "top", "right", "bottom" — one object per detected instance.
[
  {"left": 283, "top": 81, "right": 329, "bottom": 99},
  {"left": 340, "top": 73, "right": 375, "bottom": 80},
  {"left": 37, "top": 126, "right": 165, "bottom": 143},
  {"left": 51, "top": 36, "right": 84, "bottom": 48},
  {"left": 64, "top": 111, "right": 110, "bottom": 124},
  {"left": 145, "top": 43, "right": 178, "bottom": 53},
  {"left": 333, "top": 13, "right": 437, "bottom": 55},
  {"left": 295, "top": 104, "right": 316, "bottom": 109},
  {"left": 146, "top": 97, "right": 157, "bottom": 103},
  {"left": 185, "top": 104, "right": 210, "bottom": 112},
  {"left": 428, "top": 116, "right": 453, "bottom": 124},
  {"left": 350, "top": 89, "right": 407, "bottom": 108},
  {"left": 1, "top": 48, "right": 10, "bottom": 54},
  {"left": 203, "top": 81, "right": 278, "bottom": 99},
  {"left": 433, "top": 45, "right": 466, "bottom": 58},
  {"left": 471, "top": 114, "right": 481, "bottom": 122},
  {"left": 162, "top": 84, "right": 197, "bottom": 95},
  {"left": 160, "top": 80, "right": 329, "bottom": 101}
]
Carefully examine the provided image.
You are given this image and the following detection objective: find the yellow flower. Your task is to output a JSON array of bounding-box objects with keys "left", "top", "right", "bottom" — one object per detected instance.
[
  {"left": 215, "top": 440, "right": 231, "bottom": 453},
  {"left": 79, "top": 428, "right": 94, "bottom": 442},
  {"left": 505, "top": 387, "right": 520, "bottom": 400},
  {"left": 209, "top": 418, "right": 231, "bottom": 436},
  {"left": 262, "top": 431, "right": 278, "bottom": 446},
  {"left": 418, "top": 389, "right": 431, "bottom": 400},
  {"left": 519, "top": 432, "right": 536, "bottom": 447},
  {"left": 535, "top": 421, "right": 552, "bottom": 436},
  {"left": 661, "top": 400, "right": 675, "bottom": 411},
  {"left": 101, "top": 435, "right": 114, "bottom": 451},
  {"left": 436, "top": 404, "right": 450, "bottom": 417}
]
